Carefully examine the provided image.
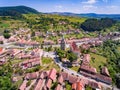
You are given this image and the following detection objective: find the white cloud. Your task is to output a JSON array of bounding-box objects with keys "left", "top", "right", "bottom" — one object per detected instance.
[
  {"left": 54, "top": 5, "right": 64, "bottom": 12},
  {"left": 83, "top": 5, "right": 97, "bottom": 10},
  {"left": 82, "top": 0, "right": 97, "bottom": 4},
  {"left": 55, "top": 5, "right": 63, "bottom": 9},
  {"left": 106, "top": 5, "right": 118, "bottom": 9}
]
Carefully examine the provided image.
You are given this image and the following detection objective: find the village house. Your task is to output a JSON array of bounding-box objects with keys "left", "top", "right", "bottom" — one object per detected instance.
[
  {"left": 0, "top": 58, "right": 6, "bottom": 65},
  {"left": 80, "top": 64, "right": 97, "bottom": 75},
  {"left": 0, "top": 48, "right": 4, "bottom": 55},
  {"left": 87, "top": 81, "right": 101, "bottom": 90},
  {"left": 19, "top": 80, "right": 28, "bottom": 90},
  {"left": 34, "top": 79, "right": 45, "bottom": 90},
  {"left": 0, "top": 36, "right": 5, "bottom": 44},
  {"left": 7, "top": 36, "right": 17, "bottom": 43},
  {"left": 70, "top": 42, "right": 80, "bottom": 57},
  {"left": 72, "top": 82, "right": 83, "bottom": 90},
  {"left": 43, "top": 39, "right": 55, "bottom": 45},
  {"left": 101, "top": 67, "right": 110, "bottom": 77},
  {"left": 20, "top": 58, "right": 40, "bottom": 69},
  {"left": 55, "top": 84, "right": 63, "bottom": 90},
  {"left": 25, "top": 72, "right": 39, "bottom": 80},
  {"left": 19, "top": 68, "right": 104, "bottom": 90},
  {"left": 48, "top": 68, "right": 57, "bottom": 82},
  {"left": 15, "top": 39, "right": 39, "bottom": 47}
]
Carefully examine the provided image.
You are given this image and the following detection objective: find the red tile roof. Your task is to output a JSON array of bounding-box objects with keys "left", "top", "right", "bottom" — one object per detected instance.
[
  {"left": 48, "top": 68, "right": 57, "bottom": 81},
  {"left": 95, "top": 73, "right": 112, "bottom": 84},
  {"left": 88, "top": 81, "right": 101, "bottom": 89},
  {"left": 55, "top": 84, "right": 62, "bottom": 90},
  {"left": 68, "top": 75, "right": 79, "bottom": 84},
  {"left": 19, "top": 80, "right": 27, "bottom": 90},
  {"left": 72, "top": 82, "right": 83, "bottom": 90},
  {"left": 25, "top": 72, "right": 39, "bottom": 80},
  {"left": 46, "top": 79, "right": 52, "bottom": 89},
  {"left": 80, "top": 64, "right": 97, "bottom": 74},
  {"left": 72, "top": 83, "right": 77, "bottom": 90},
  {"left": 34, "top": 79, "right": 44, "bottom": 90},
  {"left": 61, "top": 72, "right": 69, "bottom": 81},
  {"left": 0, "top": 48, "right": 3, "bottom": 53},
  {"left": 58, "top": 75, "right": 64, "bottom": 84},
  {"left": 70, "top": 42, "right": 80, "bottom": 53},
  {"left": 101, "top": 67, "right": 110, "bottom": 77},
  {"left": 77, "top": 82, "right": 83, "bottom": 90},
  {"left": 39, "top": 72, "right": 45, "bottom": 79},
  {"left": 83, "top": 54, "right": 90, "bottom": 63}
]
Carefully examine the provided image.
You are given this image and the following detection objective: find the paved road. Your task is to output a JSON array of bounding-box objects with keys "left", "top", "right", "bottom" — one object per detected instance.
[{"left": 43, "top": 51, "right": 112, "bottom": 89}]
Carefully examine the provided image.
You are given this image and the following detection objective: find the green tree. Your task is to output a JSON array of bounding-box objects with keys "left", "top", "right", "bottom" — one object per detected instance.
[
  {"left": 67, "top": 52, "right": 77, "bottom": 62},
  {"left": 3, "top": 33, "right": 11, "bottom": 39}
]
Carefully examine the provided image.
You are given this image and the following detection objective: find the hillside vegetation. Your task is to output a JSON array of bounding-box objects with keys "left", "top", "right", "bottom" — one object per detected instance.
[
  {"left": 0, "top": 6, "right": 39, "bottom": 16},
  {"left": 81, "top": 18, "right": 116, "bottom": 32},
  {"left": 23, "top": 14, "right": 86, "bottom": 31},
  {"left": 0, "top": 6, "right": 120, "bottom": 35}
]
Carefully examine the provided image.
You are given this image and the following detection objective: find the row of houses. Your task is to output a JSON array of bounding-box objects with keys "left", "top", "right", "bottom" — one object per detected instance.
[
  {"left": 19, "top": 68, "right": 101, "bottom": 90},
  {"left": 17, "top": 49, "right": 43, "bottom": 69},
  {"left": 80, "top": 54, "right": 112, "bottom": 85}
]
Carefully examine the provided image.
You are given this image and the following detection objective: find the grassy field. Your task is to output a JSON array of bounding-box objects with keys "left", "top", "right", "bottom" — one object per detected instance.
[
  {"left": 42, "top": 57, "right": 53, "bottom": 64},
  {"left": 41, "top": 57, "right": 60, "bottom": 72},
  {"left": 69, "top": 66, "right": 80, "bottom": 72},
  {"left": 65, "top": 82, "right": 71, "bottom": 90},
  {"left": 90, "top": 53, "right": 107, "bottom": 73}
]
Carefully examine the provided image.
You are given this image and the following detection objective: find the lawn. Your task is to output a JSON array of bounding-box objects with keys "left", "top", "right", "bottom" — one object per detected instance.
[
  {"left": 65, "top": 82, "right": 72, "bottom": 90},
  {"left": 41, "top": 57, "right": 60, "bottom": 72},
  {"left": 11, "top": 59, "right": 23, "bottom": 64},
  {"left": 90, "top": 53, "right": 107, "bottom": 73},
  {"left": 0, "top": 23, "right": 9, "bottom": 28},
  {"left": 42, "top": 57, "right": 53, "bottom": 64},
  {"left": 69, "top": 66, "right": 80, "bottom": 72},
  {"left": 42, "top": 62, "right": 60, "bottom": 72}
]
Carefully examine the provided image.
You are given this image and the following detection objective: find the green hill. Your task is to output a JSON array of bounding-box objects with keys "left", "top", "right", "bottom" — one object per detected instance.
[{"left": 0, "top": 6, "right": 39, "bottom": 16}]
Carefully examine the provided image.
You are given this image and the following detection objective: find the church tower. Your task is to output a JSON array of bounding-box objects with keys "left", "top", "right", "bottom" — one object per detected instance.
[{"left": 61, "top": 35, "right": 66, "bottom": 50}]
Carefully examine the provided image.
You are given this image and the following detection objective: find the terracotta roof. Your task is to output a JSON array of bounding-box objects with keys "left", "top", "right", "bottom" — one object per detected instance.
[
  {"left": 34, "top": 79, "right": 44, "bottom": 90},
  {"left": 83, "top": 54, "right": 90, "bottom": 63},
  {"left": 58, "top": 75, "right": 64, "bottom": 84},
  {"left": 77, "top": 82, "right": 83, "bottom": 90},
  {"left": 88, "top": 81, "right": 101, "bottom": 89},
  {"left": 19, "top": 80, "right": 27, "bottom": 90},
  {"left": 39, "top": 72, "right": 45, "bottom": 79},
  {"left": 25, "top": 72, "right": 39, "bottom": 80},
  {"left": 55, "top": 84, "right": 62, "bottom": 90},
  {"left": 70, "top": 42, "right": 80, "bottom": 53},
  {"left": 61, "top": 72, "right": 69, "bottom": 81},
  {"left": 46, "top": 79, "right": 52, "bottom": 89},
  {"left": 21, "top": 58, "right": 40, "bottom": 69},
  {"left": 80, "top": 64, "right": 97, "bottom": 74},
  {"left": 72, "top": 82, "right": 83, "bottom": 90},
  {"left": 101, "top": 67, "right": 110, "bottom": 77},
  {"left": 72, "top": 83, "right": 77, "bottom": 90},
  {"left": 0, "top": 48, "right": 3, "bottom": 53},
  {"left": 48, "top": 68, "right": 57, "bottom": 81},
  {"left": 68, "top": 75, "right": 79, "bottom": 84},
  {"left": 81, "top": 44, "right": 90, "bottom": 50},
  {"left": 95, "top": 73, "right": 112, "bottom": 84}
]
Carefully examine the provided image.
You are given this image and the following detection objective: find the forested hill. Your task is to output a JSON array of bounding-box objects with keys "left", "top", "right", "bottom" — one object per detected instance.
[
  {"left": 48, "top": 12, "right": 120, "bottom": 20},
  {"left": 0, "top": 6, "right": 39, "bottom": 16}
]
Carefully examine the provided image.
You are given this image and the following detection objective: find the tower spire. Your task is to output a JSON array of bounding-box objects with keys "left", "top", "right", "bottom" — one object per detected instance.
[{"left": 61, "top": 35, "right": 66, "bottom": 50}]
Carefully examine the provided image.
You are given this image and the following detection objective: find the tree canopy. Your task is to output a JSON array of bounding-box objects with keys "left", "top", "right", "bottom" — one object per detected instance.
[{"left": 81, "top": 18, "right": 116, "bottom": 32}]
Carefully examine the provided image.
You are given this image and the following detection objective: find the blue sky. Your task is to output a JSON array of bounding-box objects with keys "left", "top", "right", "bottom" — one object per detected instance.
[{"left": 0, "top": 0, "right": 120, "bottom": 14}]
